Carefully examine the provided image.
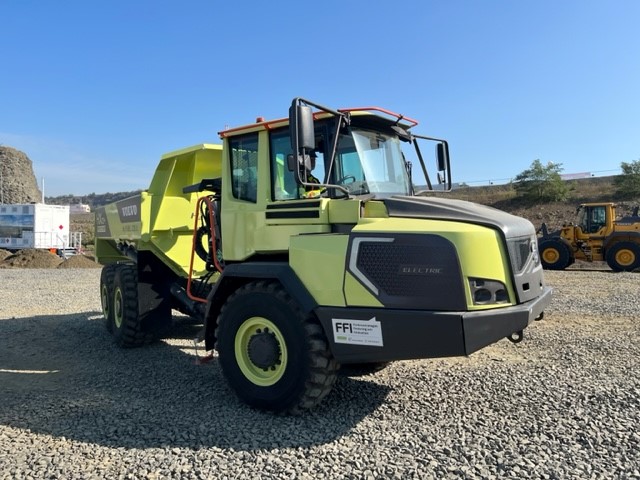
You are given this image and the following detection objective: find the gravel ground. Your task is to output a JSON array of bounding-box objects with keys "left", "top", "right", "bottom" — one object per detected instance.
[{"left": 0, "top": 268, "right": 639, "bottom": 479}]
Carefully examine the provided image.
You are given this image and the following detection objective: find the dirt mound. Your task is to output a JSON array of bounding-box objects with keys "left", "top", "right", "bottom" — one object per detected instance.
[
  {"left": 0, "top": 249, "right": 12, "bottom": 261},
  {"left": 0, "top": 249, "right": 63, "bottom": 269},
  {"left": 58, "top": 255, "right": 101, "bottom": 269}
]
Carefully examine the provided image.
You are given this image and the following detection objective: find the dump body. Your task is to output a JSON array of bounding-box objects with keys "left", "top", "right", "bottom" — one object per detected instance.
[
  {"left": 95, "top": 144, "right": 222, "bottom": 277},
  {"left": 0, "top": 203, "right": 71, "bottom": 250}
]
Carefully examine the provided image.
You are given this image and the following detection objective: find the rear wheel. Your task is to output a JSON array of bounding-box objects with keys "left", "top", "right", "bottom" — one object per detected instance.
[
  {"left": 216, "top": 281, "right": 338, "bottom": 414},
  {"left": 100, "top": 264, "right": 117, "bottom": 332},
  {"left": 606, "top": 242, "right": 640, "bottom": 272},
  {"left": 539, "top": 239, "right": 572, "bottom": 270},
  {"left": 112, "top": 264, "right": 154, "bottom": 347}
]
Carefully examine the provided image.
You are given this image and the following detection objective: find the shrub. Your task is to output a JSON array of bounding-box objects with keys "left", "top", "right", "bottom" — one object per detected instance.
[
  {"left": 513, "top": 159, "right": 569, "bottom": 202},
  {"left": 614, "top": 159, "right": 640, "bottom": 199}
]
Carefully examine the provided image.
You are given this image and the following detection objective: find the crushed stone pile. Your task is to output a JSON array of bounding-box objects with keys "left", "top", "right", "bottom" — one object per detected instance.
[{"left": 58, "top": 254, "right": 101, "bottom": 269}]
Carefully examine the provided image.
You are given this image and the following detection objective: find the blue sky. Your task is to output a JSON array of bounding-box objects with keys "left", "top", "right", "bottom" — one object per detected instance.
[{"left": 1, "top": 0, "right": 638, "bottom": 196}]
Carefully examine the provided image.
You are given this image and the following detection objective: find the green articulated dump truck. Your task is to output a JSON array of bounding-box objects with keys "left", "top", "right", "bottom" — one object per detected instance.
[{"left": 95, "top": 98, "right": 552, "bottom": 413}]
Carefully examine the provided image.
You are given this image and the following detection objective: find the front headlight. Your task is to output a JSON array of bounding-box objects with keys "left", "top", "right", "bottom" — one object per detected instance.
[{"left": 469, "top": 277, "right": 509, "bottom": 305}]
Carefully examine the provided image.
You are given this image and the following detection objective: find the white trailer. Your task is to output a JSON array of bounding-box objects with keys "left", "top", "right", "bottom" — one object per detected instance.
[{"left": 0, "top": 203, "right": 81, "bottom": 253}]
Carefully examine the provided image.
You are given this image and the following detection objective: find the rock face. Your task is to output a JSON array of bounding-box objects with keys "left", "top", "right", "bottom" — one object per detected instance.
[{"left": 0, "top": 146, "right": 42, "bottom": 204}]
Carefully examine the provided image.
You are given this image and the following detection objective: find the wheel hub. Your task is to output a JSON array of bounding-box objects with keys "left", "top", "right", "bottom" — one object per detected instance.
[
  {"left": 543, "top": 248, "right": 559, "bottom": 263},
  {"left": 616, "top": 250, "right": 634, "bottom": 266},
  {"left": 247, "top": 328, "right": 281, "bottom": 370}
]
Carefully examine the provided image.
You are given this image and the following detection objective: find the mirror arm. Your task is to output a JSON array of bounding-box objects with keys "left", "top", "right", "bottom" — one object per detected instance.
[
  {"left": 324, "top": 116, "right": 351, "bottom": 198},
  {"left": 412, "top": 133, "right": 452, "bottom": 191},
  {"left": 413, "top": 140, "right": 433, "bottom": 190},
  {"left": 290, "top": 97, "right": 351, "bottom": 198}
]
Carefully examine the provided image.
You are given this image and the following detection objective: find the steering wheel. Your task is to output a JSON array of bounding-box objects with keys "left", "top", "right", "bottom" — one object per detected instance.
[{"left": 336, "top": 175, "right": 356, "bottom": 185}]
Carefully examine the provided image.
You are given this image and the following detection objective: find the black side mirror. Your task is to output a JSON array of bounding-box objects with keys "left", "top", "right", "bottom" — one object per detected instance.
[
  {"left": 436, "top": 143, "right": 448, "bottom": 172},
  {"left": 289, "top": 104, "right": 315, "bottom": 152}
]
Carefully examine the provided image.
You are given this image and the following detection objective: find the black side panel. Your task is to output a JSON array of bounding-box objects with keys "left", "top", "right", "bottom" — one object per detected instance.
[
  {"left": 217, "top": 262, "right": 317, "bottom": 312},
  {"left": 265, "top": 210, "right": 320, "bottom": 219},
  {"left": 137, "top": 251, "right": 173, "bottom": 334},
  {"left": 604, "top": 231, "right": 640, "bottom": 249},
  {"left": 266, "top": 200, "right": 321, "bottom": 209}
]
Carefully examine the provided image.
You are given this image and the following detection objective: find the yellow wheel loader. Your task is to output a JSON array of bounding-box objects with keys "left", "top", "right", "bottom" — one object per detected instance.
[
  {"left": 538, "top": 202, "right": 640, "bottom": 271},
  {"left": 95, "top": 98, "right": 551, "bottom": 413}
]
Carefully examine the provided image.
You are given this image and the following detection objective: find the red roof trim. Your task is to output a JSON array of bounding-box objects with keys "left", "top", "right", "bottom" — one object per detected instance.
[{"left": 218, "top": 106, "right": 418, "bottom": 138}]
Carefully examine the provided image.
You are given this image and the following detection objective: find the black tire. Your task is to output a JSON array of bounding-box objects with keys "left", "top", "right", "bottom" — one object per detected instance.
[
  {"left": 216, "top": 280, "right": 338, "bottom": 414},
  {"left": 339, "top": 362, "right": 391, "bottom": 377},
  {"left": 112, "top": 264, "right": 154, "bottom": 347},
  {"left": 100, "top": 264, "right": 117, "bottom": 332},
  {"left": 605, "top": 241, "right": 640, "bottom": 272},
  {"left": 539, "top": 239, "right": 572, "bottom": 270}
]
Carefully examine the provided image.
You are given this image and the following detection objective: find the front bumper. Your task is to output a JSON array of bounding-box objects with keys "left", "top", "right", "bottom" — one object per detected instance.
[{"left": 315, "top": 286, "right": 552, "bottom": 364}]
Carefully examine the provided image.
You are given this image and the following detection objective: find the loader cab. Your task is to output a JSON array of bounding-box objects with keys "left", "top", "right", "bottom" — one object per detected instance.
[{"left": 576, "top": 204, "right": 609, "bottom": 235}]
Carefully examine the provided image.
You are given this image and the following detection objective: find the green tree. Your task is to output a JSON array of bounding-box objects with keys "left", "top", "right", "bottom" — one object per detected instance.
[
  {"left": 513, "top": 159, "right": 569, "bottom": 202},
  {"left": 614, "top": 159, "right": 640, "bottom": 198}
]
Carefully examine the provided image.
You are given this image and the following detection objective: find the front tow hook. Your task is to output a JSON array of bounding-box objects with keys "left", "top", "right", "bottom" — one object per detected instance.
[{"left": 507, "top": 330, "right": 524, "bottom": 344}]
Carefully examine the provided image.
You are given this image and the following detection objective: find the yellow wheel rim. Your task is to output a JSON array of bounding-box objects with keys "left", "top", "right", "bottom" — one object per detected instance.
[
  {"left": 542, "top": 247, "right": 560, "bottom": 264},
  {"left": 615, "top": 249, "right": 635, "bottom": 267},
  {"left": 235, "top": 317, "right": 287, "bottom": 386}
]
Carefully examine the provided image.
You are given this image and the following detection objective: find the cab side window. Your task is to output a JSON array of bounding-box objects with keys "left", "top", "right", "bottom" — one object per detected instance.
[
  {"left": 270, "top": 129, "right": 297, "bottom": 200},
  {"left": 590, "top": 206, "right": 606, "bottom": 232},
  {"left": 269, "top": 129, "right": 326, "bottom": 201},
  {"left": 229, "top": 133, "right": 259, "bottom": 202}
]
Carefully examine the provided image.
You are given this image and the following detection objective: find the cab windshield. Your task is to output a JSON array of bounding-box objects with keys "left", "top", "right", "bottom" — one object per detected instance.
[{"left": 333, "top": 128, "right": 411, "bottom": 197}]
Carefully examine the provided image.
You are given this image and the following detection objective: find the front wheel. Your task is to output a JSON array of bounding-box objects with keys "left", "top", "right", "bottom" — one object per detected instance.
[
  {"left": 539, "top": 239, "right": 572, "bottom": 270},
  {"left": 606, "top": 242, "right": 640, "bottom": 272},
  {"left": 216, "top": 281, "right": 338, "bottom": 414}
]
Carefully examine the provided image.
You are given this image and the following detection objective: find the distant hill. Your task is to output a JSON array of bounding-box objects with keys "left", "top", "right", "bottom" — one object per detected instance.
[
  {"left": 52, "top": 174, "right": 639, "bottom": 250},
  {"left": 441, "top": 174, "right": 640, "bottom": 231},
  {"left": 45, "top": 190, "right": 142, "bottom": 209}
]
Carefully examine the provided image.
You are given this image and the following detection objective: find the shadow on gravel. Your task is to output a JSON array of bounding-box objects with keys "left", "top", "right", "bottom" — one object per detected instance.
[{"left": 0, "top": 313, "right": 390, "bottom": 450}]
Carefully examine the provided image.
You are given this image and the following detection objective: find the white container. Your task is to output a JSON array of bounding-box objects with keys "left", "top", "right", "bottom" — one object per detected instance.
[{"left": 0, "top": 203, "right": 71, "bottom": 250}]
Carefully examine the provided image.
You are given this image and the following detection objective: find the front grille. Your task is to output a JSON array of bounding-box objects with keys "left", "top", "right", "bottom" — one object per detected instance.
[
  {"left": 348, "top": 233, "right": 466, "bottom": 310},
  {"left": 358, "top": 242, "right": 451, "bottom": 296}
]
